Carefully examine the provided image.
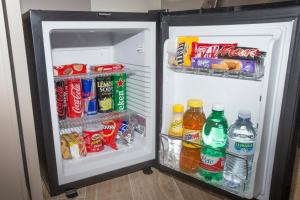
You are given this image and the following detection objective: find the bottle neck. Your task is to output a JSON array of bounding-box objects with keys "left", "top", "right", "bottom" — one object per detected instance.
[
  {"left": 212, "top": 110, "right": 224, "bottom": 117},
  {"left": 238, "top": 117, "right": 251, "bottom": 122},
  {"left": 189, "top": 106, "right": 202, "bottom": 112}
]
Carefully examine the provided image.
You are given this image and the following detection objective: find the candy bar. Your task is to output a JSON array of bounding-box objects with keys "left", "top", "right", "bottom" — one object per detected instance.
[
  {"left": 54, "top": 63, "right": 87, "bottom": 76},
  {"left": 217, "top": 46, "right": 266, "bottom": 61},
  {"left": 191, "top": 43, "right": 237, "bottom": 59},
  {"left": 90, "top": 64, "right": 124, "bottom": 73},
  {"left": 192, "top": 58, "right": 256, "bottom": 73},
  {"left": 175, "top": 36, "right": 199, "bottom": 67}
]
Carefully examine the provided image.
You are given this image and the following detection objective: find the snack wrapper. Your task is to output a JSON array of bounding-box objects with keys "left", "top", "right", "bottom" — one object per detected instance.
[
  {"left": 90, "top": 64, "right": 124, "bottom": 73},
  {"left": 191, "top": 57, "right": 256, "bottom": 73},
  {"left": 83, "top": 128, "right": 104, "bottom": 153},
  {"left": 176, "top": 36, "right": 199, "bottom": 67},
  {"left": 102, "top": 119, "right": 122, "bottom": 150},
  {"left": 117, "top": 121, "right": 135, "bottom": 145},
  {"left": 54, "top": 64, "right": 87, "bottom": 76},
  {"left": 60, "top": 133, "right": 87, "bottom": 159},
  {"left": 191, "top": 43, "right": 237, "bottom": 59}
]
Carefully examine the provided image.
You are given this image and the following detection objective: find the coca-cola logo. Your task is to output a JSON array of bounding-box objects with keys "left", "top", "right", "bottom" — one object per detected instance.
[
  {"left": 56, "top": 86, "right": 65, "bottom": 116},
  {"left": 70, "top": 83, "right": 82, "bottom": 113}
]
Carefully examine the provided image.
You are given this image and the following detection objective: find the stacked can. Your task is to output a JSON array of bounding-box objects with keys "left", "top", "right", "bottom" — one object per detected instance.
[
  {"left": 67, "top": 78, "right": 83, "bottom": 118},
  {"left": 82, "top": 78, "right": 97, "bottom": 116},
  {"left": 113, "top": 73, "right": 127, "bottom": 112},
  {"left": 96, "top": 76, "right": 113, "bottom": 113},
  {"left": 55, "top": 80, "right": 67, "bottom": 120}
]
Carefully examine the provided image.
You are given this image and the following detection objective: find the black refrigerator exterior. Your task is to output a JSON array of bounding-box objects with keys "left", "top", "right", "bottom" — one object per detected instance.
[{"left": 23, "top": 2, "right": 300, "bottom": 200}]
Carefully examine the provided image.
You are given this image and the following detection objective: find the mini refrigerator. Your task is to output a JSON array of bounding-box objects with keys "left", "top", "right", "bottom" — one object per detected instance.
[{"left": 23, "top": 2, "right": 300, "bottom": 200}]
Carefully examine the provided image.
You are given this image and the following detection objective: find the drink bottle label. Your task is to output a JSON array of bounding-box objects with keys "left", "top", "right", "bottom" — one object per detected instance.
[
  {"left": 227, "top": 137, "right": 255, "bottom": 156},
  {"left": 168, "top": 118, "right": 183, "bottom": 137},
  {"left": 182, "top": 128, "right": 201, "bottom": 148},
  {"left": 200, "top": 153, "right": 225, "bottom": 172}
]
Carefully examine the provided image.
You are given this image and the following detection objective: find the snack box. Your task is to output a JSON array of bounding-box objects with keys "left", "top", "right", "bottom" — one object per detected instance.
[
  {"left": 90, "top": 64, "right": 124, "bottom": 73},
  {"left": 60, "top": 133, "right": 87, "bottom": 159},
  {"left": 54, "top": 64, "right": 87, "bottom": 76},
  {"left": 191, "top": 57, "right": 256, "bottom": 73}
]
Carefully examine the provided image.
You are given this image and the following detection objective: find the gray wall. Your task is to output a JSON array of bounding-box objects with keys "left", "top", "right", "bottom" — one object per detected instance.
[
  {"left": 21, "top": 0, "right": 91, "bottom": 13},
  {"left": 91, "top": 0, "right": 161, "bottom": 12},
  {"left": 163, "top": 0, "right": 204, "bottom": 11}
]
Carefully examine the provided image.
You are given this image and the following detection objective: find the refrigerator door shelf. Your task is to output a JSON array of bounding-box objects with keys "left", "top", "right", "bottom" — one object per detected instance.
[
  {"left": 168, "top": 65, "right": 264, "bottom": 81},
  {"left": 159, "top": 134, "right": 249, "bottom": 196},
  {"left": 59, "top": 110, "right": 134, "bottom": 129}
]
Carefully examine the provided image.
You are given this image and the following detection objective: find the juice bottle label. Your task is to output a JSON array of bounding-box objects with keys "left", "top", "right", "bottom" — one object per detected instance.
[
  {"left": 199, "top": 153, "right": 225, "bottom": 172},
  {"left": 182, "top": 128, "right": 201, "bottom": 148},
  {"left": 227, "top": 137, "right": 255, "bottom": 156},
  {"left": 169, "top": 118, "right": 183, "bottom": 137}
]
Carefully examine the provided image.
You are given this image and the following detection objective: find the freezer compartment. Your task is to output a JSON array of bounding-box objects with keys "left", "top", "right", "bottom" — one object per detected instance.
[
  {"left": 41, "top": 21, "right": 156, "bottom": 185},
  {"left": 160, "top": 21, "right": 294, "bottom": 199}
]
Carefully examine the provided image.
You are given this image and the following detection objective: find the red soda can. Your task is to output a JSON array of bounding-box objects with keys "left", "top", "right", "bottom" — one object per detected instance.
[
  {"left": 55, "top": 80, "right": 66, "bottom": 120},
  {"left": 67, "top": 78, "right": 83, "bottom": 118}
]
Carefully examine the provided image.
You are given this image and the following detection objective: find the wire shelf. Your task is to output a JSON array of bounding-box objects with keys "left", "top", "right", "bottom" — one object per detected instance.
[
  {"left": 59, "top": 110, "right": 132, "bottom": 129},
  {"left": 54, "top": 69, "right": 133, "bottom": 81},
  {"left": 169, "top": 66, "right": 264, "bottom": 81}
]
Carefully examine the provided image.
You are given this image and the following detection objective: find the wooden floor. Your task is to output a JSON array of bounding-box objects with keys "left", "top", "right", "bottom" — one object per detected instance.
[{"left": 44, "top": 150, "right": 300, "bottom": 200}]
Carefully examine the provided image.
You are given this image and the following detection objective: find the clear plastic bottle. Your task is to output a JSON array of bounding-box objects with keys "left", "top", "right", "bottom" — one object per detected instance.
[
  {"left": 167, "top": 104, "right": 184, "bottom": 169},
  {"left": 199, "top": 104, "right": 228, "bottom": 182},
  {"left": 223, "top": 110, "right": 256, "bottom": 192},
  {"left": 180, "top": 99, "right": 206, "bottom": 173}
]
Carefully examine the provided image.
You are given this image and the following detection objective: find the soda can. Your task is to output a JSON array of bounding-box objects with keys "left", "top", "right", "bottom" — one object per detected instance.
[
  {"left": 55, "top": 80, "right": 66, "bottom": 120},
  {"left": 95, "top": 76, "right": 113, "bottom": 113},
  {"left": 67, "top": 78, "right": 83, "bottom": 118},
  {"left": 82, "top": 78, "right": 97, "bottom": 116},
  {"left": 113, "top": 73, "right": 127, "bottom": 112}
]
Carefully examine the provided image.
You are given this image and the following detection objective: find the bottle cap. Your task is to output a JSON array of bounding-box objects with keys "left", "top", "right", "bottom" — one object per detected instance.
[
  {"left": 238, "top": 110, "right": 251, "bottom": 119},
  {"left": 212, "top": 104, "right": 224, "bottom": 111},
  {"left": 173, "top": 104, "right": 184, "bottom": 113},
  {"left": 187, "top": 99, "right": 203, "bottom": 108}
]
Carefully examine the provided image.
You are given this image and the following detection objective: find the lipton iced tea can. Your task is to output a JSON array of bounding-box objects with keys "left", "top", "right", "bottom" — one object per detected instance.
[
  {"left": 113, "top": 73, "right": 127, "bottom": 112},
  {"left": 67, "top": 78, "right": 83, "bottom": 118},
  {"left": 55, "top": 80, "right": 67, "bottom": 120},
  {"left": 82, "top": 78, "right": 97, "bottom": 116},
  {"left": 96, "top": 76, "right": 113, "bottom": 113}
]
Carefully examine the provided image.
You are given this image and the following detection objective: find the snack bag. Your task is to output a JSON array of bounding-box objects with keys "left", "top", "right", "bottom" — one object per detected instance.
[
  {"left": 191, "top": 43, "right": 237, "bottom": 59},
  {"left": 117, "top": 120, "right": 135, "bottom": 146},
  {"left": 102, "top": 119, "right": 122, "bottom": 150},
  {"left": 83, "top": 125, "right": 104, "bottom": 153},
  {"left": 176, "top": 36, "right": 199, "bottom": 67},
  {"left": 61, "top": 133, "right": 87, "bottom": 159}
]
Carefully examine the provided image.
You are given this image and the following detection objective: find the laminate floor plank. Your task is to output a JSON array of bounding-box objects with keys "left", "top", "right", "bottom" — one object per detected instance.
[{"left": 128, "top": 169, "right": 184, "bottom": 200}]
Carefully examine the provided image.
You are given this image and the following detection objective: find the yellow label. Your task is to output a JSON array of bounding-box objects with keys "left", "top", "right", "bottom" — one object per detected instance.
[
  {"left": 182, "top": 128, "right": 201, "bottom": 148},
  {"left": 177, "top": 36, "right": 199, "bottom": 67},
  {"left": 168, "top": 119, "right": 183, "bottom": 137}
]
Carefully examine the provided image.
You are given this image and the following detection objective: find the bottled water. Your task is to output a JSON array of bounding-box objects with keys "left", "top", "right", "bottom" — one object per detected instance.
[{"left": 223, "top": 110, "right": 256, "bottom": 192}]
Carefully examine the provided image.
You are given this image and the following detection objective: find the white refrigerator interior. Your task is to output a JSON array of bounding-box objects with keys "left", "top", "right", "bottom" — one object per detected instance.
[
  {"left": 160, "top": 21, "right": 294, "bottom": 199},
  {"left": 41, "top": 21, "right": 156, "bottom": 185}
]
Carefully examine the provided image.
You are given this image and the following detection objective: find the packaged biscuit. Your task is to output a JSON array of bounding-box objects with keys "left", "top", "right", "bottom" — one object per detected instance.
[
  {"left": 54, "top": 64, "right": 87, "bottom": 76},
  {"left": 60, "top": 133, "right": 87, "bottom": 159},
  {"left": 175, "top": 36, "right": 199, "bottom": 67},
  {"left": 192, "top": 57, "right": 256, "bottom": 73},
  {"left": 90, "top": 64, "right": 124, "bottom": 73}
]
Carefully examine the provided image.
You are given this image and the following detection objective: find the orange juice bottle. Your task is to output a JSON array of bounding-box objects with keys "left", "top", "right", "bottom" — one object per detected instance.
[{"left": 180, "top": 99, "right": 206, "bottom": 173}]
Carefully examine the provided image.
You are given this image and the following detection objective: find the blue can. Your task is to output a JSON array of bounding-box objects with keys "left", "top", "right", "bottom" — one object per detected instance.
[{"left": 82, "top": 78, "right": 97, "bottom": 116}]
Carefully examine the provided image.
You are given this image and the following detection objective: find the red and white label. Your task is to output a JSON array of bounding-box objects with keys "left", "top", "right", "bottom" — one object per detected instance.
[
  {"left": 83, "top": 130, "right": 104, "bottom": 152},
  {"left": 199, "top": 154, "right": 225, "bottom": 172},
  {"left": 67, "top": 79, "right": 83, "bottom": 118}
]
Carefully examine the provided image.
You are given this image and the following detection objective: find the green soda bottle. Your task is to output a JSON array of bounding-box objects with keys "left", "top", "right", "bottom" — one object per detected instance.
[{"left": 199, "top": 104, "right": 228, "bottom": 182}]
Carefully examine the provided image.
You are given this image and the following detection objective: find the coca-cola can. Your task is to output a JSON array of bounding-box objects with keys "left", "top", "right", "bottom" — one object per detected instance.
[
  {"left": 55, "top": 80, "right": 66, "bottom": 120},
  {"left": 67, "top": 78, "right": 83, "bottom": 118}
]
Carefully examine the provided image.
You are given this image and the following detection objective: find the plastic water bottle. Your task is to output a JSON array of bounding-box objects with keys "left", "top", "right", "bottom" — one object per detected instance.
[
  {"left": 199, "top": 104, "right": 228, "bottom": 182},
  {"left": 223, "top": 110, "right": 256, "bottom": 192}
]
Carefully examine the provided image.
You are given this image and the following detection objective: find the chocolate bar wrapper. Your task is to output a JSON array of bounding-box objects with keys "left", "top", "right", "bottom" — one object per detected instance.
[
  {"left": 175, "top": 36, "right": 199, "bottom": 67},
  {"left": 217, "top": 46, "right": 266, "bottom": 61},
  {"left": 192, "top": 58, "right": 256, "bottom": 73}
]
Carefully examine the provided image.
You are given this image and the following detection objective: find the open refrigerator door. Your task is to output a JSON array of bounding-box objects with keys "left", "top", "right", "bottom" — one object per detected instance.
[{"left": 159, "top": 19, "right": 294, "bottom": 199}]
